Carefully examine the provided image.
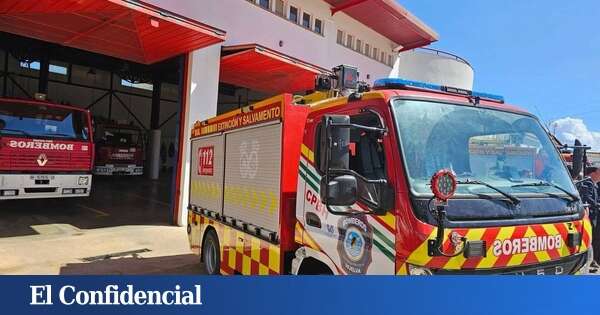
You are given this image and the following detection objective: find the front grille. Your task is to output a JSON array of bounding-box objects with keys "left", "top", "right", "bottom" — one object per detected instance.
[
  {"left": 434, "top": 252, "right": 587, "bottom": 275},
  {"left": 0, "top": 152, "right": 90, "bottom": 171},
  {"left": 24, "top": 187, "right": 57, "bottom": 193}
]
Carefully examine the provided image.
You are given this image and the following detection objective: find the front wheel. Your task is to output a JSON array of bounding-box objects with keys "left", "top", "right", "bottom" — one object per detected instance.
[{"left": 201, "top": 230, "right": 221, "bottom": 275}]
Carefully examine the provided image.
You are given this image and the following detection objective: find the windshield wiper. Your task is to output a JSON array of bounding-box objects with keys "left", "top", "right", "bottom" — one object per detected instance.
[
  {"left": 511, "top": 181, "right": 579, "bottom": 203},
  {"left": 457, "top": 179, "right": 521, "bottom": 205}
]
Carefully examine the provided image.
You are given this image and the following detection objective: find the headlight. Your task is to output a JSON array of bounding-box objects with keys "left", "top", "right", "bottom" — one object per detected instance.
[
  {"left": 78, "top": 176, "right": 89, "bottom": 186},
  {"left": 407, "top": 264, "right": 433, "bottom": 275}
]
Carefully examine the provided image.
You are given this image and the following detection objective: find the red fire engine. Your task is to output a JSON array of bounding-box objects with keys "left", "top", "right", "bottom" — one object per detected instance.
[
  {"left": 187, "top": 66, "right": 593, "bottom": 275},
  {"left": 93, "top": 122, "right": 144, "bottom": 176},
  {"left": 0, "top": 97, "right": 94, "bottom": 200}
]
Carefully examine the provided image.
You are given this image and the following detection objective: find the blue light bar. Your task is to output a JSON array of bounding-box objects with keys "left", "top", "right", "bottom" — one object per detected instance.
[{"left": 373, "top": 78, "right": 504, "bottom": 103}]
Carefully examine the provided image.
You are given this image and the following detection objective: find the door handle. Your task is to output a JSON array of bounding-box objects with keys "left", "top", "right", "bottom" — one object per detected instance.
[{"left": 305, "top": 212, "right": 322, "bottom": 228}]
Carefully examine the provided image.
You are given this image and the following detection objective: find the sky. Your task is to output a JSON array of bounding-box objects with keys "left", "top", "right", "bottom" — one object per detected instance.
[{"left": 399, "top": 0, "right": 600, "bottom": 147}]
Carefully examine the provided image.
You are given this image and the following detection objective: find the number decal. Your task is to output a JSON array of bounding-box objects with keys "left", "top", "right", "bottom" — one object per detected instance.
[{"left": 198, "top": 146, "right": 215, "bottom": 176}]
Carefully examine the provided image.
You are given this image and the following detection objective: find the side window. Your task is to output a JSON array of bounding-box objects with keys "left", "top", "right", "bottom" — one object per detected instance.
[
  {"left": 348, "top": 113, "right": 386, "bottom": 181},
  {"left": 314, "top": 112, "right": 387, "bottom": 207}
]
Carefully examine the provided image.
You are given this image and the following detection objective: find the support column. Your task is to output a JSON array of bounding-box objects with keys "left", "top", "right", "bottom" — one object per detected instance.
[
  {"left": 174, "top": 44, "right": 222, "bottom": 226},
  {"left": 148, "top": 72, "right": 163, "bottom": 180},
  {"left": 37, "top": 53, "right": 49, "bottom": 94},
  {"left": 2, "top": 50, "right": 7, "bottom": 97}
]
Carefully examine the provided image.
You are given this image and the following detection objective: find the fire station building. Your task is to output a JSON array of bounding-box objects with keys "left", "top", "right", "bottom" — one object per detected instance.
[{"left": 0, "top": 0, "right": 473, "bottom": 228}]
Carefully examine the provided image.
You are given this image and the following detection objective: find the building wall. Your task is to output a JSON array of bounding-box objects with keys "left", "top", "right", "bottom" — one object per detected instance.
[{"left": 147, "top": 0, "right": 397, "bottom": 84}]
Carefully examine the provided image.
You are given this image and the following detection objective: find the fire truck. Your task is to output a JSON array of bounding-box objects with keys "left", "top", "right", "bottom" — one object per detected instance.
[
  {"left": 0, "top": 97, "right": 94, "bottom": 200},
  {"left": 187, "top": 66, "right": 593, "bottom": 275},
  {"left": 93, "top": 121, "right": 144, "bottom": 176}
]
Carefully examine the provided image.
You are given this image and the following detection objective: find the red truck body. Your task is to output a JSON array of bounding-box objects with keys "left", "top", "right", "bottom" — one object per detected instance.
[
  {"left": 93, "top": 123, "right": 144, "bottom": 176},
  {"left": 0, "top": 98, "right": 94, "bottom": 199}
]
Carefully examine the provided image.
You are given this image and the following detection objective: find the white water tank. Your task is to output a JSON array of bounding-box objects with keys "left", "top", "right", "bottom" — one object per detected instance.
[{"left": 391, "top": 48, "right": 474, "bottom": 90}]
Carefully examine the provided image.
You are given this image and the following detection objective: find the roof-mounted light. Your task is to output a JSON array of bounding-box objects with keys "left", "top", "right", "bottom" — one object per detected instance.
[{"left": 373, "top": 78, "right": 505, "bottom": 103}]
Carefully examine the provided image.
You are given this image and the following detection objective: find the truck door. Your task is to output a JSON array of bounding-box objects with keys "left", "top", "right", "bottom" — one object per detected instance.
[{"left": 299, "top": 109, "right": 396, "bottom": 275}]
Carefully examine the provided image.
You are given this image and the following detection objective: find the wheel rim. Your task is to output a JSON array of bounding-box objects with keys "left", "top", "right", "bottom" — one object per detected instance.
[{"left": 205, "top": 241, "right": 217, "bottom": 274}]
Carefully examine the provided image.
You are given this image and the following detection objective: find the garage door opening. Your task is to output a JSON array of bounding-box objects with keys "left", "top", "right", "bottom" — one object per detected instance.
[{"left": 0, "top": 32, "right": 187, "bottom": 237}]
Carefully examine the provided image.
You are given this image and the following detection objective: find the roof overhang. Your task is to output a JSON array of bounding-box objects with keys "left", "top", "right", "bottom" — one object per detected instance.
[
  {"left": 220, "top": 45, "right": 329, "bottom": 93},
  {"left": 325, "top": 0, "right": 438, "bottom": 50},
  {"left": 0, "top": 0, "right": 226, "bottom": 64}
]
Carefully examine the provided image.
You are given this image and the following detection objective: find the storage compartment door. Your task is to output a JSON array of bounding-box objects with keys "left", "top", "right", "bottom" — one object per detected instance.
[
  {"left": 223, "top": 124, "right": 282, "bottom": 232},
  {"left": 190, "top": 134, "right": 225, "bottom": 213}
]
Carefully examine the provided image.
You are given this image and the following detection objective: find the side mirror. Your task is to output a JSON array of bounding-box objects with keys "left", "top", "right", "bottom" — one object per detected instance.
[
  {"left": 318, "top": 115, "right": 350, "bottom": 174},
  {"left": 320, "top": 175, "right": 357, "bottom": 206},
  {"left": 572, "top": 139, "right": 584, "bottom": 178}
]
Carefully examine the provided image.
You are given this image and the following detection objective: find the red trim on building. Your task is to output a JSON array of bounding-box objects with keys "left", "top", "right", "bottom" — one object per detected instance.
[
  {"left": 0, "top": 0, "right": 225, "bottom": 64},
  {"left": 325, "top": 0, "right": 438, "bottom": 50},
  {"left": 172, "top": 53, "right": 191, "bottom": 225},
  {"left": 220, "top": 44, "right": 329, "bottom": 93}
]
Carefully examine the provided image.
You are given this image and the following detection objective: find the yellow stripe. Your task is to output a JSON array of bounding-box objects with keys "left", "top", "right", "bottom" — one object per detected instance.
[
  {"left": 581, "top": 218, "right": 592, "bottom": 252},
  {"left": 378, "top": 212, "right": 396, "bottom": 232},
  {"left": 268, "top": 244, "right": 280, "bottom": 272},
  {"left": 309, "top": 91, "right": 385, "bottom": 112},
  {"left": 396, "top": 263, "right": 408, "bottom": 275},
  {"left": 250, "top": 237, "right": 261, "bottom": 261},
  {"left": 259, "top": 264, "right": 269, "bottom": 275},
  {"left": 506, "top": 226, "right": 536, "bottom": 266},
  {"left": 540, "top": 223, "right": 568, "bottom": 258},
  {"left": 477, "top": 226, "right": 515, "bottom": 269},
  {"left": 242, "top": 255, "right": 251, "bottom": 275},
  {"left": 294, "top": 222, "right": 304, "bottom": 245},
  {"left": 406, "top": 230, "right": 437, "bottom": 266},
  {"left": 301, "top": 144, "right": 314, "bottom": 163},
  {"left": 443, "top": 228, "right": 486, "bottom": 269}
]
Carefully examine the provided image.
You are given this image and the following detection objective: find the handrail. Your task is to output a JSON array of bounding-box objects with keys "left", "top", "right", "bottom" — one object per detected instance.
[{"left": 414, "top": 48, "right": 472, "bottom": 68}]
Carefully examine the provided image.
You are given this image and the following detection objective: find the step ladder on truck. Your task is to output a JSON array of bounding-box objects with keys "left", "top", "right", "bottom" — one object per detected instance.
[{"left": 187, "top": 65, "right": 594, "bottom": 275}]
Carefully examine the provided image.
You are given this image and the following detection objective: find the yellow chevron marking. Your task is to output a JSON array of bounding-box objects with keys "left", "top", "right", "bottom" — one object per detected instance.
[
  {"left": 396, "top": 263, "right": 408, "bottom": 275},
  {"left": 301, "top": 144, "right": 314, "bottom": 163},
  {"left": 476, "top": 226, "right": 516, "bottom": 269},
  {"left": 443, "top": 228, "right": 486, "bottom": 270},
  {"left": 406, "top": 230, "right": 437, "bottom": 266},
  {"left": 507, "top": 226, "right": 536, "bottom": 266}
]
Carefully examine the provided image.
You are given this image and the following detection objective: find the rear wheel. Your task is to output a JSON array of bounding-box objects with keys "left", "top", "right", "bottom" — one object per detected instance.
[{"left": 201, "top": 230, "right": 221, "bottom": 275}]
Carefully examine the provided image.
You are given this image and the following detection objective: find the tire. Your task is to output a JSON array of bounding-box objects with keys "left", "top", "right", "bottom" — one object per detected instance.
[{"left": 201, "top": 230, "right": 221, "bottom": 275}]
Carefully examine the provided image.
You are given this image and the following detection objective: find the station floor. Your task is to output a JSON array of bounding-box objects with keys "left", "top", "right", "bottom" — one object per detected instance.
[{"left": 0, "top": 174, "right": 203, "bottom": 275}]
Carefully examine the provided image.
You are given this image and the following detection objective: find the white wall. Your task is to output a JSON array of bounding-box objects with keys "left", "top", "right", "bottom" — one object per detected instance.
[
  {"left": 176, "top": 44, "right": 223, "bottom": 226},
  {"left": 147, "top": 0, "right": 397, "bottom": 85},
  {"left": 392, "top": 49, "right": 474, "bottom": 90}
]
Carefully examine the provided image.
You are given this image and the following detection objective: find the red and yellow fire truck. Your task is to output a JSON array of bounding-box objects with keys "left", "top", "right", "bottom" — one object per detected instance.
[
  {"left": 187, "top": 68, "right": 593, "bottom": 275},
  {"left": 93, "top": 122, "right": 144, "bottom": 176},
  {"left": 0, "top": 97, "right": 94, "bottom": 200}
]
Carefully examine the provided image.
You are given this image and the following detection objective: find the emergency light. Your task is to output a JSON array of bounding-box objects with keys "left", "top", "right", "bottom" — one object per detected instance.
[{"left": 373, "top": 78, "right": 505, "bottom": 103}]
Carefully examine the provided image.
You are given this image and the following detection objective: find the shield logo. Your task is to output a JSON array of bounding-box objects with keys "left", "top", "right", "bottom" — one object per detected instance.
[{"left": 37, "top": 153, "right": 48, "bottom": 167}]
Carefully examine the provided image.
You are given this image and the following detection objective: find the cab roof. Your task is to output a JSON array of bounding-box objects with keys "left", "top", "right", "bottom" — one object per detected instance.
[{"left": 307, "top": 88, "right": 530, "bottom": 117}]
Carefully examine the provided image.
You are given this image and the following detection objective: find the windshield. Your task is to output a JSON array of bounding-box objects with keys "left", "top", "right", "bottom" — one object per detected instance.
[
  {"left": 97, "top": 127, "right": 141, "bottom": 147},
  {"left": 0, "top": 101, "right": 89, "bottom": 141},
  {"left": 393, "top": 99, "right": 576, "bottom": 198}
]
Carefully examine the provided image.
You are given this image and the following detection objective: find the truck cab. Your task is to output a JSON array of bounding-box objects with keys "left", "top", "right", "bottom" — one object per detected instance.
[
  {"left": 93, "top": 122, "right": 144, "bottom": 176},
  {"left": 0, "top": 97, "right": 94, "bottom": 200},
  {"left": 294, "top": 79, "right": 593, "bottom": 275}
]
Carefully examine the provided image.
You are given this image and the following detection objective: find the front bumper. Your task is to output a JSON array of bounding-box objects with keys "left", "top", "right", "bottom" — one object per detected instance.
[
  {"left": 431, "top": 252, "right": 589, "bottom": 275},
  {"left": 0, "top": 174, "right": 92, "bottom": 200},
  {"left": 94, "top": 164, "right": 143, "bottom": 176}
]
